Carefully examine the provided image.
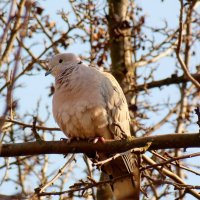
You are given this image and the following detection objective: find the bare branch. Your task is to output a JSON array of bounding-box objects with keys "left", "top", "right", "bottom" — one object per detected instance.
[
  {"left": 34, "top": 155, "right": 75, "bottom": 195},
  {"left": 1, "top": 133, "right": 200, "bottom": 157},
  {"left": 127, "top": 73, "right": 200, "bottom": 93},
  {"left": 143, "top": 155, "right": 200, "bottom": 199},
  {"left": 141, "top": 152, "right": 200, "bottom": 171},
  {"left": 176, "top": 0, "right": 200, "bottom": 89},
  {"left": 3, "top": 118, "right": 60, "bottom": 131}
]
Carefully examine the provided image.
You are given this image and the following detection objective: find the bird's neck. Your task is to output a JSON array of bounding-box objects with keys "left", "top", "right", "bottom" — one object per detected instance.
[{"left": 55, "top": 63, "right": 79, "bottom": 90}]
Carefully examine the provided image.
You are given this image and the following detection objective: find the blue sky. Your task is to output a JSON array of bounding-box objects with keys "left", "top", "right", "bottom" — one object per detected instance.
[{"left": 1, "top": 0, "right": 200, "bottom": 199}]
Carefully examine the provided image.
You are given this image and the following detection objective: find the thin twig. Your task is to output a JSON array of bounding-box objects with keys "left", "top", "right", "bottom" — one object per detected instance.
[
  {"left": 144, "top": 174, "right": 200, "bottom": 190},
  {"left": 176, "top": 0, "right": 200, "bottom": 89},
  {"left": 194, "top": 107, "right": 200, "bottom": 132},
  {"left": 141, "top": 152, "right": 200, "bottom": 171},
  {"left": 151, "top": 150, "right": 200, "bottom": 176},
  {"left": 31, "top": 117, "right": 43, "bottom": 141},
  {"left": 142, "top": 155, "right": 200, "bottom": 199},
  {"left": 4, "top": 118, "right": 60, "bottom": 131},
  {"left": 34, "top": 154, "right": 75, "bottom": 195},
  {"left": 37, "top": 172, "right": 134, "bottom": 197}
]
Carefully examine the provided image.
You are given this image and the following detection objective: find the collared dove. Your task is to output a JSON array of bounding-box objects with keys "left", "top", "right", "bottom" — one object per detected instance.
[{"left": 46, "top": 53, "right": 140, "bottom": 200}]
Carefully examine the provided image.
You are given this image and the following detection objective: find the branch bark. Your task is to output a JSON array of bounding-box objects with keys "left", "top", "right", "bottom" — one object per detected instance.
[
  {"left": 1, "top": 133, "right": 200, "bottom": 157},
  {"left": 176, "top": 0, "right": 200, "bottom": 89},
  {"left": 108, "top": 0, "right": 133, "bottom": 89},
  {"left": 127, "top": 73, "right": 200, "bottom": 93},
  {"left": 143, "top": 155, "right": 200, "bottom": 199}
]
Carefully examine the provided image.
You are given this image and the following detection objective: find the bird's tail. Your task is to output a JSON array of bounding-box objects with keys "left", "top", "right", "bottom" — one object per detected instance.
[
  {"left": 105, "top": 153, "right": 140, "bottom": 200},
  {"left": 113, "top": 177, "right": 139, "bottom": 200}
]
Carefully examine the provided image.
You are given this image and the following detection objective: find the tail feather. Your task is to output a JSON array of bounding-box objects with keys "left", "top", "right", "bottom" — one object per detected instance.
[
  {"left": 96, "top": 151, "right": 140, "bottom": 200},
  {"left": 102, "top": 153, "right": 140, "bottom": 200},
  {"left": 113, "top": 177, "right": 139, "bottom": 200},
  {"left": 122, "top": 154, "right": 137, "bottom": 187}
]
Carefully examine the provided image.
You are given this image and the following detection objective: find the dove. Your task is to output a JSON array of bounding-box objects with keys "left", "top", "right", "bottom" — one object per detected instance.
[{"left": 46, "top": 53, "right": 140, "bottom": 200}]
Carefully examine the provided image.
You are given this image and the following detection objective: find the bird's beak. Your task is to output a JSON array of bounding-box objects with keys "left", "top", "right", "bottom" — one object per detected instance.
[
  {"left": 45, "top": 69, "right": 52, "bottom": 76},
  {"left": 38, "top": 59, "right": 51, "bottom": 76},
  {"left": 38, "top": 59, "right": 49, "bottom": 70},
  {"left": 38, "top": 59, "right": 48, "bottom": 64}
]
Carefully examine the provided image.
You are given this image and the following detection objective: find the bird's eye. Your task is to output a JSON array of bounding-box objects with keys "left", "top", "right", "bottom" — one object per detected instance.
[{"left": 59, "top": 59, "right": 63, "bottom": 63}]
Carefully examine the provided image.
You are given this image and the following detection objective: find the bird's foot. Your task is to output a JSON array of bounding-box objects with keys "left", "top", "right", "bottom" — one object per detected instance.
[
  {"left": 60, "top": 137, "right": 79, "bottom": 143},
  {"left": 88, "top": 136, "right": 105, "bottom": 143}
]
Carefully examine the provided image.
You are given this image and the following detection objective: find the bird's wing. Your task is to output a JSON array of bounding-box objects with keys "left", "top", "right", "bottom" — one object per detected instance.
[
  {"left": 101, "top": 72, "right": 131, "bottom": 139},
  {"left": 100, "top": 72, "right": 140, "bottom": 200}
]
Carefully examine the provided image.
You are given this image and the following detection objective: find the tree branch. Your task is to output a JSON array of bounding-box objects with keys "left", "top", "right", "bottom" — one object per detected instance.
[
  {"left": 3, "top": 118, "right": 60, "bottom": 131},
  {"left": 142, "top": 155, "right": 200, "bottom": 199},
  {"left": 127, "top": 73, "right": 200, "bottom": 93},
  {"left": 176, "top": 0, "right": 200, "bottom": 89},
  {"left": 1, "top": 133, "right": 200, "bottom": 157}
]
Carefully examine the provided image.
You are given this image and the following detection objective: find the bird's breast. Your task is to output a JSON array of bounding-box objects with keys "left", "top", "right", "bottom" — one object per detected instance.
[{"left": 53, "top": 90, "right": 111, "bottom": 139}]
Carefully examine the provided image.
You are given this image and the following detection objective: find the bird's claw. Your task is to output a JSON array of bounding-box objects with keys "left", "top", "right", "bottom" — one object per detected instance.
[
  {"left": 60, "top": 136, "right": 105, "bottom": 144},
  {"left": 60, "top": 137, "right": 79, "bottom": 143},
  {"left": 88, "top": 136, "right": 105, "bottom": 143}
]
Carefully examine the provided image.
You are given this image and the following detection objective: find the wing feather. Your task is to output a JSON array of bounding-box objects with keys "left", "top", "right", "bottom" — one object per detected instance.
[
  {"left": 100, "top": 71, "right": 138, "bottom": 185},
  {"left": 101, "top": 72, "right": 131, "bottom": 139}
]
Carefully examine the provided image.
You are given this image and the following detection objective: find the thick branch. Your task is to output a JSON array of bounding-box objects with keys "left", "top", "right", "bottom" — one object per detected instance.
[
  {"left": 108, "top": 0, "right": 133, "bottom": 87},
  {"left": 1, "top": 133, "right": 200, "bottom": 157},
  {"left": 127, "top": 73, "right": 200, "bottom": 93}
]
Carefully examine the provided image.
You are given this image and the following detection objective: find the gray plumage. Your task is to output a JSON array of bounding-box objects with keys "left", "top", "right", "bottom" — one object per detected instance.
[{"left": 47, "top": 53, "right": 140, "bottom": 200}]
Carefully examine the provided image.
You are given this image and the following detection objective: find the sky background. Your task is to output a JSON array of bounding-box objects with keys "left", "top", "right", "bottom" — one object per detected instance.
[{"left": 1, "top": 0, "right": 200, "bottom": 199}]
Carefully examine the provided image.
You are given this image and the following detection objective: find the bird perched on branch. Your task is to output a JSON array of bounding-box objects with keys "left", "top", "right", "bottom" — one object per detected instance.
[{"left": 45, "top": 53, "right": 140, "bottom": 200}]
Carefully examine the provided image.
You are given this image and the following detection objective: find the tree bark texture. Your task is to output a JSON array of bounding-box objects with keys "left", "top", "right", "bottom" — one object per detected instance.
[
  {"left": 1, "top": 133, "right": 200, "bottom": 157},
  {"left": 108, "top": 0, "right": 134, "bottom": 91}
]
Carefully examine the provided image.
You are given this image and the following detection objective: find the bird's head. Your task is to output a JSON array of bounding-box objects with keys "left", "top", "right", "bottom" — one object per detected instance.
[{"left": 45, "top": 53, "right": 81, "bottom": 77}]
